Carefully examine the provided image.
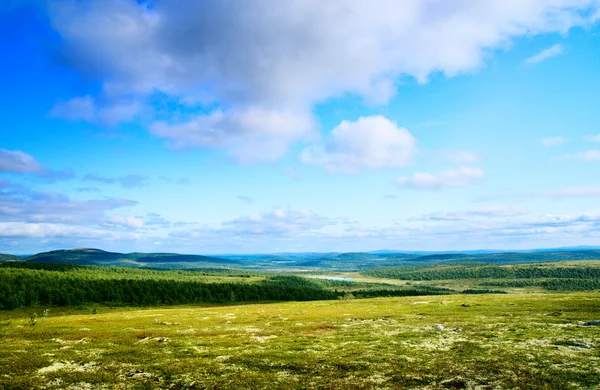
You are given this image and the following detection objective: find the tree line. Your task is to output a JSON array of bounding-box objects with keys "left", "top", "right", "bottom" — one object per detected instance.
[
  {"left": 0, "top": 268, "right": 338, "bottom": 310},
  {"left": 362, "top": 264, "right": 600, "bottom": 281}
]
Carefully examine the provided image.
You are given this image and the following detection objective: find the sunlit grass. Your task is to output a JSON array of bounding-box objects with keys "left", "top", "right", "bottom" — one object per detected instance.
[{"left": 1, "top": 293, "right": 599, "bottom": 389}]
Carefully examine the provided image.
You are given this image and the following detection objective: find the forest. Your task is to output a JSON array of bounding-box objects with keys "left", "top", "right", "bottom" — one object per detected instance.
[
  {"left": 0, "top": 265, "right": 336, "bottom": 310},
  {"left": 362, "top": 263, "right": 600, "bottom": 280},
  {"left": 0, "top": 262, "right": 442, "bottom": 310},
  {"left": 2, "top": 260, "right": 600, "bottom": 310}
]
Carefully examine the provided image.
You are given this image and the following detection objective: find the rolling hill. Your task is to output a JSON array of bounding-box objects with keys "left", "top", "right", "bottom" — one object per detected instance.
[
  {"left": 1, "top": 247, "right": 599, "bottom": 270},
  {"left": 0, "top": 253, "right": 22, "bottom": 262},
  {"left": 25, "top": 248, "right": 239, "bottom": 268}
]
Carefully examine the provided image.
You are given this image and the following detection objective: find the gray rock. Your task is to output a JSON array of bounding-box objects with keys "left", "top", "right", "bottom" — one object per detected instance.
[
  {"left": 434, "top": 324, "right": 445, "bottom": 331},
  {"left": 565, "top": 341, "right": 594, "bottom": 349},
  {"left": 582, "top": 320, "right": 600, "bottom": 326}
]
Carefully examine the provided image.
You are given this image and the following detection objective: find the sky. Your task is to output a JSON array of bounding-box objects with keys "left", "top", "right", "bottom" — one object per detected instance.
[{"left": 1, "top": 0, "right": 600, "bottom": 255}]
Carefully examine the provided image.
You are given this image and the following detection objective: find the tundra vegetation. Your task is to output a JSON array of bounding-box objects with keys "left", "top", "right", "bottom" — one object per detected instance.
[{"left": 0, "top": 260, "right": 599, "bottom": 389}]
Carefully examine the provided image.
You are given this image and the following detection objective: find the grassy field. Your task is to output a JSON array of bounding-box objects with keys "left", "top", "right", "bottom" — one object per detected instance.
[{"left": 1, "top": 293, "right": 599, "bottom": 389}]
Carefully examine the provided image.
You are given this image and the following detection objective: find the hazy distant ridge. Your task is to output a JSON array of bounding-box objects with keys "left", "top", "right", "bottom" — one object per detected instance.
[{"left": 1, "top": 247, "right": 600, "bottom": 270}]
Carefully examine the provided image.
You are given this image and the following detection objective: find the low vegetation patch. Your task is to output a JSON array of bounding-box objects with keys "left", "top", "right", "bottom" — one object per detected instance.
[{"left": 0, "top": 293, "right": 598, "bottom": 389}]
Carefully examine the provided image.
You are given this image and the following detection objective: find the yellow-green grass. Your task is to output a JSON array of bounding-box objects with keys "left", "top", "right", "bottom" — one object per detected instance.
[
  {"left": 1, "top": 293, "right": 599, "bottom": 389},
  {"left": 307, "top": 272, "right": 546, "bottom": 293}
]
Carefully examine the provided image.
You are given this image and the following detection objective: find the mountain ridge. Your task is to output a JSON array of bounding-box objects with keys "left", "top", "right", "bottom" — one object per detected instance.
[{"left": 2, "top": 247, "right": 600, "bottom": 270}]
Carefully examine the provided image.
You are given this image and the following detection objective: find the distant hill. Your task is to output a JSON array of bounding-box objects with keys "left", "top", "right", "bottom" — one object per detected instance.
[
  {"left": 0, "top": 253, "right": 22, "bottom": 262},
  {"left": 405, "top": 250, "right": 600, "bottom": 264},
  {"left": 25, "top": 248, "right": 238, "bottom": 268},
  {"left": 2, "top": 247, "right": 599, "bottom": 270}
]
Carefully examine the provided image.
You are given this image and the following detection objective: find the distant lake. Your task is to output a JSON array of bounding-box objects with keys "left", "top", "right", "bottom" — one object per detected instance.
[{"left": 307, "top": 275, "right": 354, "bottom": 282}]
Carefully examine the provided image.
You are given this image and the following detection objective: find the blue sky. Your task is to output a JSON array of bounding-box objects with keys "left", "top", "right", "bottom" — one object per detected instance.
[{"left": 1, "top": 0, "right": 600, "bottom": 254}]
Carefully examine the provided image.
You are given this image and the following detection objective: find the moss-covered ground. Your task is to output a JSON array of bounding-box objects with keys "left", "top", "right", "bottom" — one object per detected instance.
[{"left": 1, "top": 293, "right": 599, "bottom": 389}]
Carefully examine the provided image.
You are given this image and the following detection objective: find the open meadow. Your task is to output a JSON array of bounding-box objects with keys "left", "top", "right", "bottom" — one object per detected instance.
[{"left": 1, "top": 292, "right": 599, "bottom": 389}]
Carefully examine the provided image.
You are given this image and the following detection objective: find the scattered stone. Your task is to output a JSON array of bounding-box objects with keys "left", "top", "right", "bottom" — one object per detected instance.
[
  {"left": 566, "top": 342, "right": 594, "bottom": 349},
  {"left": 157, "top": 337, "right": 168, "bottom": 343},
  {"left": 461, "top": 303, "right": 471, "bottom": 307},
  {"left": 582, "top": 320, "right": 600, "bottom": 326},
  {"left": 434, "top": 324, "right": 445, "bottom": 331},
  {"left": 126, "top": 369, "right": 153, "bottom": 379}
]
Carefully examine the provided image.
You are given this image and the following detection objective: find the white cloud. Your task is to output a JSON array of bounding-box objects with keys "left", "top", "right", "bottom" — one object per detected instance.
[
  {"left": 301, "top": 115, "right": 416, "bottom": 173},
  {"left": 168, "top": 208, "right": 600, "bottom": 252},
  {"left": 51, "top": 96, "right": 142, "bottom": 125},
  {"left": 170, "top": 209, "right": 338, "bottom": 245},
  {"left": 541, "top": 136, "right": 566, "bottom": 147},
  {"left": 0, "top": 222, "right": 141, "bottom": 240},
  {"left": 0, "top": 149, "right": 44, "bottom": 173},
  {"left": 51, "top": 96, "right": 96, "bottom": 121},
  {"left": 0, "top": 149, "right": 74, "bottom": 181},
  {"left": 223, "top": 209, "right": 332, "bottom": 236},
  {"left": 103, "top": 215, "right": 145, "bottom": 229},
  {"left": 525, "top": 43, "right": 564, "bottom": 65},
  {"left": 584, "top": 134, "right": 600, "bottom": 142},
  {"left": 561, "top": 149, "right": 600, "bottom": 162},
  {"left": 0, "top": 180, "right": 139, "bottom": 228},
  {"left": 150, "top": 108, "right": 315, "bottom": 163},
  {"left": 412, "top": 206, "right": 525, "bottom": 221},
  {"left": 47, "top": 0, "right": 600, "bottom": 160},
  {"left": 396, "top": 166, "right": 485, "bottom": 190}
]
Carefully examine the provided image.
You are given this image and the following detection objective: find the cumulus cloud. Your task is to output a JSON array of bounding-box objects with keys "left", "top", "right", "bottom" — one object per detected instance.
[
  {"left": 223, "top": 209, "right": 332, "bottom": 236},
  {"left": 0, "top": 179, "right": 158, "bottom": 250},
  {"left": 143, "top": 212, "right": 171, "bottom": 227},
  {"left": 541, "top": 136, "right": 566, "bottom": 147},
  {"left": 51, "top": 96, "right": 143, "bottom": 125},
  {"left": 47, "top": 0, "right": 600, "bottom": 160},
  {"left": 0, "top": 181, "right": 137, "bottom": 226},
  {"left": 169, "top": 208, "right": 339, "bottom": 247},
  {"left": 560, "top": 149, "right": 600, "bottom": 162},
  {"left": 0, "top": 149, "right": 74, "bottom": 181},
  {"left": 0, "top": 149, "right": 44, "bottom": 173},
  {"left": 0, "top": 178, "right": 149, "bottom": 243},
  {"left": 525, "top": 43, "right": 564, "bottom": 65},
  {"left": 301, "top": 115, "right": 416, "bottom": 173},
  {"left": 168, "top": 208, "right": 600, "bottom": 252},
  {"left": 0, "top": 222, "right": 142, "bottom": 240},
  {"left": 150, "top": 108, "right": 315, "bottom": 163},
  {"left": 103, "top": 215, "right": 144, "bottom": 229},
  {"left": 411, "top": 206, "right": 525, "bottom": 221},
  {"left": 50, "top": 96, "right": 96, "bottom": 121},
  {"left": 396, "top": 166, "right": 485, "bottom": 190},
  {"left": 83, "top": 174, "right": 149, "bottom": 188}
]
